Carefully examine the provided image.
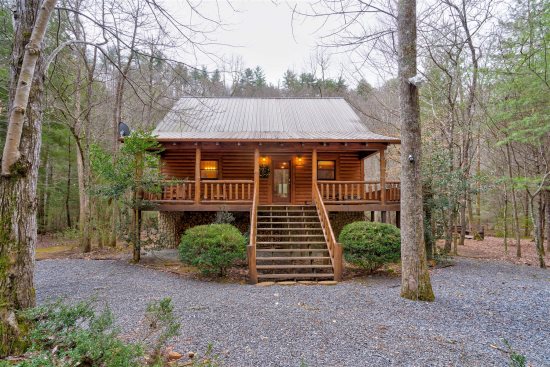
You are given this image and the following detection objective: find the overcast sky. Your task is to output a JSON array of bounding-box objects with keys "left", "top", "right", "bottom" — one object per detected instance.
[{"left": 165, "top": 0, "right": 374, "bottom": 87}]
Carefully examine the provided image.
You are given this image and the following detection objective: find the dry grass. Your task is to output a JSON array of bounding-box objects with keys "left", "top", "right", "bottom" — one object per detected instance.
[
  {"left": 36, "top": 234, "right": 128, "bottom": 260},
  {"left": 438, "top": 236, "right": 549, "bottom": 267}
]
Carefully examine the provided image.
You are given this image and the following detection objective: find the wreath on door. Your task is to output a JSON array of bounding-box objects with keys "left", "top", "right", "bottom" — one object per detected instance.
[{"left": 259, "top": 164, "right": 271, "bottom": 178}]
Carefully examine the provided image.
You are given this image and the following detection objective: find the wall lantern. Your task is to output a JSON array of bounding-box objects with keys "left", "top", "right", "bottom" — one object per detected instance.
[
  {"left": 295, "top": 155, "right": 304, "bottom": 166},
  {"left": 259, "top": 156, "right": 270, "bottom": 178}
]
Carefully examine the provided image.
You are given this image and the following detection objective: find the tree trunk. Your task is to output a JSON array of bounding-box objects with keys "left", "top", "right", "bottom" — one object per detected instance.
[
  {"left": 38, "top": 142, "right": 49, "bottom": 232},
  {"left": 444, "top": 210, "right": 454, "bottom": 253},
  {"left": 423, "top": 182, "right": 434, "bottom": 260},
  {"left": 65, "top": 137, "right": 72, "bottom": 229},
  {"left": 503, "top": 184, "right": 508, "bottom": 254},
  {"left": 398, "top": 0, "right": 434, "bottom": 301},
  {"left": 76, "top": 145, "right": 91, "bottom": 252},
  {"left": 42, "top": 156, "right": 53, "bottom": 231},
  {"left": 545, "top": 190, "right": 550, "bottom": 252},
  {"left": 530, "top": 195, "right": 546, "bottom": 268},
  {"left": 524, "top": 191, "right": 530, "bottom": 237},
  {"left": 0, "top": 0, "right": 54, "bottom": 356},
  {"left": 132, "top": 152, "right": 144, "bottom": 262},
  {"left": 505, "top": 143, "right": 521, "bottom": 257},
  {"left": 458, "top": 201, "right": 467, "bottom": 250},
  {"left": 475, "top": 132, "right": 481, "bottom": 235},
  {"left": 538, "top": 193, "right": 544, "bottom": 251},
  {"left": 1, "top": 0, "right": 56, "bottom": 176}
]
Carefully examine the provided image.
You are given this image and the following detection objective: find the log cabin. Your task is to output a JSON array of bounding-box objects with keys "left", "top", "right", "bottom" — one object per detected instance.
[{"left": 147, "top": 97, "right": 401, "bottom": 283}]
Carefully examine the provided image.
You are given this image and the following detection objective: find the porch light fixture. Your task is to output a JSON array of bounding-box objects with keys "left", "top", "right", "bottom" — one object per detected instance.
[
  {"left": 260, "top": 156, "right": 268, "bottom": 164},
  {"left": 295, "top": 155, "right": 304, "bottom": 166}
]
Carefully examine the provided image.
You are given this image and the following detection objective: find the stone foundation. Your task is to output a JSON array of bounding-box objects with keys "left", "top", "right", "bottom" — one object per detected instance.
[
  {"left": 158, "top": 212, "right": 185, "bottom": 248},
  {"left": 157, "top": 211, "right": 251, "bottom": 248},
  {"left": 329, "top": 212, "right": 366, "bottom": 238}
]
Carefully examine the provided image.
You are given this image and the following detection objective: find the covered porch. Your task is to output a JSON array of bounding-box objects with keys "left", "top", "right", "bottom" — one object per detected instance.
[{"left": 145, "top": 141, "right": 400, "bottom": 214}]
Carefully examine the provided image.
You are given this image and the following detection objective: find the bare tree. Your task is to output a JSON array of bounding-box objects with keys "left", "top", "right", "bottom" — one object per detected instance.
[
  {"left": 0, "top": 0, "right": 225, "bottom": 353},
  {"left": 0, "top": 0, "right": 57, "bottom": 355},
  {"left": 398, "top": 0, "right": 435, "bottom": 301}
]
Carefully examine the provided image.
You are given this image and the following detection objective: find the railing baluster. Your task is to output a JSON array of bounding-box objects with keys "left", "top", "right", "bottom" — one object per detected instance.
[{"left": 344, "top": 184, "right": 348, "bottom": 200}]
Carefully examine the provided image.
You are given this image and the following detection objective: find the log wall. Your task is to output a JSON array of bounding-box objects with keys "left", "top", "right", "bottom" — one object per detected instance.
[{"left": 160, "top": 149, "right": 363, "bottom": 205}]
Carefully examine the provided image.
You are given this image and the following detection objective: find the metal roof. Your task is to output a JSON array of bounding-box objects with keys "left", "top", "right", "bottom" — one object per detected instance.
[{"left": 153, "top": 97, "right": 400, "bottom": 143}]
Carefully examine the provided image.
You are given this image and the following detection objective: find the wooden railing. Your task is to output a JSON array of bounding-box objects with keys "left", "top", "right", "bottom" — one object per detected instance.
[
  {"left": 144, "top": 179, "right": 254, "bottom": 203},
  {"left": 312, "top": 183, "right": 343, "bottom": 281},
  {"left": 201, "top": 180, "right": 254, "bottom": 202},
  {"left": 247, "top": 183, "right": 259, "bottom": 284},
  {"left": 317, "top": 180, "right": 400, "bottom": 204},
  {"left": 384, "top": 181, "right": 401, "bottom": 202},
  {"left": 143, "top": 180, "right": 195, "bottom": 202}
]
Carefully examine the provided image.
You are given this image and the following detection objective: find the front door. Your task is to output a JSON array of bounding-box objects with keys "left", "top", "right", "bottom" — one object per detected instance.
[{"left": 272, "top": 159, "right": 291, "bottom": 203}]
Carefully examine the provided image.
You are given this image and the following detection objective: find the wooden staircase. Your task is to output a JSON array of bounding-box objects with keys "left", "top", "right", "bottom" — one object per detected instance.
[{"left": 254, "top": 205, "right": 335, "bottom": 281}]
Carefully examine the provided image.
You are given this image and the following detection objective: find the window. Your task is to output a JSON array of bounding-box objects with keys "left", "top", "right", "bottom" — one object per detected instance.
[
  {"left": 317, "top": 160, "right": 336, "bottom": 180},
  {"left": 200, "top": 160, "right": 219, "bottom": 179}
]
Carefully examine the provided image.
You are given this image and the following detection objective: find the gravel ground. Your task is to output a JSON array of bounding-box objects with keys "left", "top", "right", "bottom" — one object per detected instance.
[{"left": 36, "top": 258, "right": 550, "bottom": 367}]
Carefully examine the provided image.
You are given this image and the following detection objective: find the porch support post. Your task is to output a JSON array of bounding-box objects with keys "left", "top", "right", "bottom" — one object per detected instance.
[
  {"left": 194, "top": 146, "right": 201, "bottom": 204},
  {"left": 380, "top": 148, "right": 386, "bottom": 205},
  {"left": 248, "top": 147, "right": 260, "bottom": 284},
  {"left": 254, "top": 147, "right": 260, "bottom": 196},
  {"left": 312, "top": 148, "right": 318, "bottom": 195}
]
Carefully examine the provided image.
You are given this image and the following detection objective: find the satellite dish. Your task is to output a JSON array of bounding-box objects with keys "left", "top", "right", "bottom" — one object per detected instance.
[{"left": 118, "top": 121, "right": 131, "bottom": 137}]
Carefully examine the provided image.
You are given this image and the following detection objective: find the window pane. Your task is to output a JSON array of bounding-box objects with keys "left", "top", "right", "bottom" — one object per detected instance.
[
  {"left": 317, "top": 160, "right": 335, "bottom": 180},
  {"left": 318, "top": 161, "right": 335, "bottom": 170},
  {"left": 200, "top": 160, "right": 218, "bottom": 179}
]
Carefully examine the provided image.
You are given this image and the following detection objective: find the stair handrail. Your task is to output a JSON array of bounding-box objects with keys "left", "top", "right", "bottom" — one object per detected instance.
[
  {"left": 247, "top": 181, "right": 259, "bottom": 283},
  {"left": 312, "top": 182, "right": 343, "bottom": 281}
]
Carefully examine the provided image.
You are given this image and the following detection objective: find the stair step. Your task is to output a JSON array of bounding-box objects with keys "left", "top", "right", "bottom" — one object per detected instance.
[
  {"left": 258, "top": 210, "right": 316, "bottom": 213},
  {"left": 257, "top": 264, "right": 332, "bottom": 270},
  {"left": 259, "top": 205, "right": 314, "bottom": 208},
  {"left": 256, "top": 256, "right": 331, "bottom": 261},
  {"left": 257, "top": 248, "right": 328, "bottom": 253},
  {"left": 257, "top": 241, "right": 326, "bottom": 245},
  {"left": 257, "top": 273, "right": 334, "bottom": 279},
  {"left": 258, "top": 215, "right": 319, "bottom": 219},
  {"left": 257, "top": 234, "right": 325, "bottom": 238},
  {"left": 258, "top": 222, "right": 321, "bottom": 225},
  {"left": 257, "top": 227, "right": 323, "bottom": 231}
]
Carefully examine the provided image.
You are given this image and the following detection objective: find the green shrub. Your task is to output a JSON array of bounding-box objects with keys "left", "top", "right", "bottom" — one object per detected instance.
[
  {"left": 179, "top": 223, "right": 246, "bottom": 276},
  {"left": 17, "top": 299, "right": 143, "bottom": 367},
  {"left": 0, "top": 298, "right": 226, "bottom": 367},
  {"left": 338, "top": 221, "right": 401, "bottom": 272}
]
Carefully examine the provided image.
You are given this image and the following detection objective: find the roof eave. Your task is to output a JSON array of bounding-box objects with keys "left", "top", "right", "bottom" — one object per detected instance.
[{"left": 155, "top": 137, "right": 401, "bottom": 144}]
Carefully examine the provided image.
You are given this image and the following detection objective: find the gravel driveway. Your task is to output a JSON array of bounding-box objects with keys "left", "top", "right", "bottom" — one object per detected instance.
[{"left": 36, "top": 258, "right": 550, "bottom": 367}]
